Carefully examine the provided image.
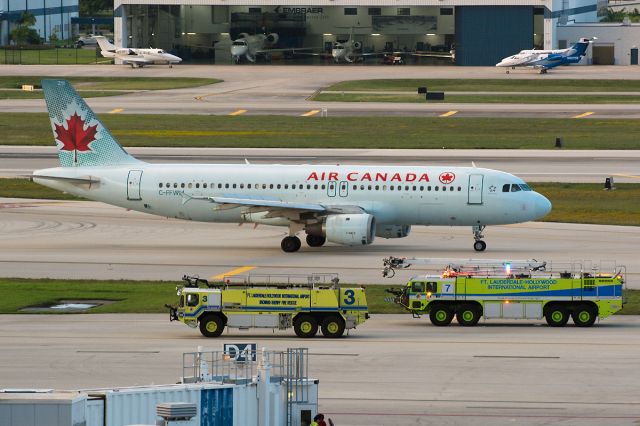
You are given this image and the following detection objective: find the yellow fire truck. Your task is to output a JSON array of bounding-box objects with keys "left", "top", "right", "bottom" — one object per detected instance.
[
  {"left": 383, "top": 257, "right": 625, "bottom": 327},
  {"left": 166, "top": 274, "right": 369, "bottom": 338}
]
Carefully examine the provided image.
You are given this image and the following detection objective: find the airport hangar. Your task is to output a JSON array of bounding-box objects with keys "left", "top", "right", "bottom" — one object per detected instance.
[{"left": 114, "top": 0, "right": 598, "bottom": 65}]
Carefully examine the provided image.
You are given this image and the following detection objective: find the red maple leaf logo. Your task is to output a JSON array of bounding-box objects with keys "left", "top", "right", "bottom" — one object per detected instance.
[
  {"left": 439, "top": 172, "right": 455, "bottom": 184},
  {"left": 54, "top": 113, "right": 97, "bottom": 153}
]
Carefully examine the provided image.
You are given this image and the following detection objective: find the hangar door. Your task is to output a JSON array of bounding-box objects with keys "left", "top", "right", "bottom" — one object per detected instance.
[{"left": 455, "top": 6, "right": 534, "bottom": 66}]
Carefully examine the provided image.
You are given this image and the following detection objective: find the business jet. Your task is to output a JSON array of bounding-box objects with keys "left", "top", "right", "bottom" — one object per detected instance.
[
  {"left": 230, "top": 33, "right": 314, "bottom": 63},
  {"left": 33, "top": 80, "right": 552, "bottom": 253},
  {"left": 95, "top": 36, "right": 182, "bottom": 68},
  {"left": 496, "top": 37, "right": 594, "bottom": 74}
]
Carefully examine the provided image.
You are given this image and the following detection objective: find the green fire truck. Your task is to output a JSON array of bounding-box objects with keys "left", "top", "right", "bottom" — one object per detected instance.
[{"left": 383, "top": 257, "right": 625, "bottom": 327}]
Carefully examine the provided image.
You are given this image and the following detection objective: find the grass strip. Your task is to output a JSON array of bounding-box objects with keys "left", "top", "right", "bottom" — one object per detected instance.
[
  {"left": 1, "top": 180, "right": 639, "bottom": 227},
  {"left": 0, "top": 279, "right": 635, "bottom": 315},
  {"left": 313, "top": 93, "right": 640, "bottom": 104},
  {"left": 0, "top": 48, "right": 103, "bottom": 65},
  {"left": 0, "top": 76, "right": 222, "bottom": 91},
  {"left": 326, "top": 79, "right": 640, "bottom": 93},
  {"left": 2, "top": 113, "right": 640, "bottom": 149},
  {"left": 0, "top": 90, "right": 134, "bottom": 99},
  {"left": 532, "top": 183, "right": 640, "bottom": 227}
]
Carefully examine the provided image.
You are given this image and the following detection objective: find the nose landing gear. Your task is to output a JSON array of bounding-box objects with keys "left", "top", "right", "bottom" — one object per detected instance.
[{"left": 472, "top": 225, "right": 487, "bottom": 252}]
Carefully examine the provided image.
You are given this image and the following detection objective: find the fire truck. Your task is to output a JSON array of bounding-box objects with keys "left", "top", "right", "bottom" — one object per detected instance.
[
  {"left": 166, "top": 274, "right": 369, "bottom": 338},
  {"left": 383, "top": 257, "right": 625, "bottom": 327}
]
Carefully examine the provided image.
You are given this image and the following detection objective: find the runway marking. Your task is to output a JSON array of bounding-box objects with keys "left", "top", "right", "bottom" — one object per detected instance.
[
  {"left": 301, "top": 109, "right": 321, "bottom": 117},
  {"left": 573, "top": 111, "right": 593, "bottom": 119},
  {"left": 108, "top": 108, "right": 124, "bottom": 114},
  {"left": 211, "top": 265, "right": 255, "bottom": 280},
  {"left": 229, "top": 109, "right": 248, "bottom": 116},
  {"left": 440, "top": 110, "right": 458, "bottom": 117},
  {"left": 612, "top": 173, "right": 640, "bottom": 180}
]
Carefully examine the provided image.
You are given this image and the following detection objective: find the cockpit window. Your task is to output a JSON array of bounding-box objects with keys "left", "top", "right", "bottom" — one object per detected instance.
[
  {"left": 511, "top": 184, "right": 522, "bottom": 192},
  {"left": 233, "top": 41, "right": 247, "bottom": 46},
  {"left": 502, "top": 184, "right": 510, "bottom": 192},
  {"left": 158, "top": 50, "right": 165, "bottom": 53},
  {"left": 519, "top": 184, "right": 532, "bottom": 191}
]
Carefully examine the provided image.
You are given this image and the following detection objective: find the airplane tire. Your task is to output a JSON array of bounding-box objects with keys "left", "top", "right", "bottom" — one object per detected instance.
[
  {"left": 294, "top": 315, "right": 318, "bottom": 338},
  {"left": 473, "top": 240, "right": 487, "bottom": 252},
  {"left": 199, "top": 314, "right": 225, "bottom": 337},
  {"left": 572, "top": 305, "right": 597, "bottom": 327},
  {"left": 281, "top": 236, "right": 301, "bottom": 253},
  {"left": 306, "top": 234, "right": 326, "bottom": 247},
  {"left": 429, "top": 304, "right": 454, "bottom": 326}
]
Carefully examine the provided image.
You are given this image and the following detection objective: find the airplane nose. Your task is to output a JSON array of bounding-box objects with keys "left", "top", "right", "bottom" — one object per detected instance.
[{"left": 534, "top": 192, "right": 552, "bottom": 219}]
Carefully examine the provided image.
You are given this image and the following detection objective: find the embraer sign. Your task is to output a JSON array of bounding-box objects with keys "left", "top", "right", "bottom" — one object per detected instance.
[{"left": 281, "top": 7, "right": 324, "bottom": 14}]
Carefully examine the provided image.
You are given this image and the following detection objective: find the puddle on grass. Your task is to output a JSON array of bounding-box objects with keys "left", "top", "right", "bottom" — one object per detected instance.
[{"left": 20, "top": 300, "right": 115, "bottom": 313}]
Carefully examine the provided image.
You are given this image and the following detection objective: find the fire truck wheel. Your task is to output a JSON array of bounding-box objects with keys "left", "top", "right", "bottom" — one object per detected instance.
[
  {"left": 545, "top": 305, "right": 570, "bottom": 327},
  {"left": 572, "top": 305, "right": 597, "bottom": 327},
  {"left": 456, "top": 304, "right": 482, "bottom": 326},
  {"left": 321, "top": 315, "right": 345, "bottom": 338},
  {"left": 199, "top": 314, "right": 225, "bottom": 337},
  {"left": 429, "top": 304, "right": 454, "bottom": 326},
  {"left": 294, "top": 315, "right": 318, "bottom": 338},
  {"left": 306, "top": 234, "right": 326, "bottom": 247}
]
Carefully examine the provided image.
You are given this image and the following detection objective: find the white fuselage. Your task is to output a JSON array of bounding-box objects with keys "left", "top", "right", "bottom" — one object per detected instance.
[
  {"left": 102, "top": 48, "right": 182, "bottom": 65},
  {"left": 231, "top": 35, "right": 267, "bottom": 63},
  {"left": 33, "top": 164, "right": 551, "bottom": 227}
]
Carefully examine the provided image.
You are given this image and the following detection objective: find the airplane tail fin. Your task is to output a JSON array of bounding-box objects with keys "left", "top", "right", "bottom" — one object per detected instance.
[
  {"left": 42, "top": 79, "right": 142, "bottom": 168},
  {"left": 571, "top": 38, "right": 591, "bottom": 57},
  {"left": 94, "top": 36, "right": 116, "bottom": 52}
]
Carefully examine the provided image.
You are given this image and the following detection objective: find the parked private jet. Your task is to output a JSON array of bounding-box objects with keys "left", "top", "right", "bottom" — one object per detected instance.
[
  {"left": 33, "top": 80, "right": 552, "bottom": 252},
  {"left": 95, "top": 36, "right": 182, "bottom": 68},
  {"left": 496, "top": 38, "right": 594, "bottom": 74},
  {"left": 230, "top": 33, "right": 314, "bottom": 63}
]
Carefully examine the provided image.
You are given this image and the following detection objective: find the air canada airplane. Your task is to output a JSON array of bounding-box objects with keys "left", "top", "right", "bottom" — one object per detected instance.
[
  {"left": 95, "top": 36, "right": 182, "bottom": 68},
  {"left": 496, "top": 37, "right": 594, "bottom": 74},
  {"left": 33, "top": 80, "right": 552, "bottom": 253}
]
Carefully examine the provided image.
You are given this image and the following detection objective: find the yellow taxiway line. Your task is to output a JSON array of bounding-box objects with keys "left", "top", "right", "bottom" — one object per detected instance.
[
  {"left": 108, "top": 108, "right": 124, "bottom": 114},
  {"left": 612, "top": 173, "right": 640, "bottom": 180},
  {"left": 439, "top": 110, "right": 458, "bottom": 117},
  {"left": 301, "top": 109, "right": 321, "bottom": 117},
  {"left": 229, "top": 109, "right": 248, "bottom": 116},
  {"left": 211, "top": 266, "right": 256, "bottom": 280},
  {"left": 573, "top": 111, "right": 594, "bottom": 119}
]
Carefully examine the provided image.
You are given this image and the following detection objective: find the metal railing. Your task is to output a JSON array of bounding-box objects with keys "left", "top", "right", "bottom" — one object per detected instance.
[{"left": 1, "top": 47, "right": 106, "bottom": 65}]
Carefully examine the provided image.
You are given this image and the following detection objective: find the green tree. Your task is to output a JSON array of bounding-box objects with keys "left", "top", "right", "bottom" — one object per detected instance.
[
  {"left": 10, "top": 12, "right": 41, "bottom": 45},
  {"left": 80, "top": 0, "right": 113, "bottom": 16}
]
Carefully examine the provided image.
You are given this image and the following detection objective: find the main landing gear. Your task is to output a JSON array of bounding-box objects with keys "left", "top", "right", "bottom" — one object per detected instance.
[
  {"left": 472, "top": 225, "right": 487, "bottom": 252},
  {"left": 281, "top": 236, "right": 301, "bottom": 253},
  {"left": 539, "top": 68, "right": 548, "bottom": 74}
]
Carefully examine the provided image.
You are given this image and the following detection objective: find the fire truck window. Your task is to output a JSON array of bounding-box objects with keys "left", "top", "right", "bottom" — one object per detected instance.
[
  {"left": 186, "top": 294, "right": 199, "bottom": 307},
  {"left": 426, "top": 282, "right": 438, "bottom": 293},
  {"left": 179, "top": 295, "right": 185, "bottom": 307},
  {"left": 411, "top": 282, "right": 425, "bottom": 292}
]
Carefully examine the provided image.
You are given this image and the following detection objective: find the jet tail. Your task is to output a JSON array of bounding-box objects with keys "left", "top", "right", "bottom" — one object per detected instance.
[
  {"left": 570, "top": 37, "right": 592, "bottom": 57},
  {"left": 94, "top": 36, "right": 116, "bottom": 52},
  {"left": 41, "top": 79, "right": 142, "bottom": 167}
]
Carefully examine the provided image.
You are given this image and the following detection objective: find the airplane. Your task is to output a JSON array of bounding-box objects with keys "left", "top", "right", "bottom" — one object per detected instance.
[
  {"left": 230, "top": 32, "right": 314, "bottom": 63},
  {"left": 33, "top": 80, "right": 552, "bottom": 253},
  {"left": 496, "top": 37, "right": 594, "bottom": 74},
  {"left": 94, "top": 36, "right": 182, "bottom": 68}
]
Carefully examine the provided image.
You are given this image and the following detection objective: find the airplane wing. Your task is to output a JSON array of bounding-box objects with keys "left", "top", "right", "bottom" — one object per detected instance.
[
  {"left": 116, "top": 54, "right": 152, "bottom": 64},
  {"left": 255, "top": 47, "right": 319, "bottom": 54},
  {"left": 192, "top": 194, "right": 365, "bottom": 220},
  {"left": 410, "top": 51, "right": 454, "bottom": 59}
]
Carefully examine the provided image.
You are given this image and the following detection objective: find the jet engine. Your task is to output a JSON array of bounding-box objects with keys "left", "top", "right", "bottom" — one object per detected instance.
[
  {"left": 375, "top": 224, "right": 411, "bottom": 239},
  {"left": 353, "top": 41, "right": 362, "bottom": 50},
  {"left": 238, "top": 32, "right": 250, "bottom": 40},
  {"left": 266, "top": 33, "right": 279, "bottom": 44},
  {"left": 306, "top": 214, "right": 376, "bottom": 246}
]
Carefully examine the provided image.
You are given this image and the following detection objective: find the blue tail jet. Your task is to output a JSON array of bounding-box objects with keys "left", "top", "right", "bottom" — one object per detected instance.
[{"left": 496, "top": 37, "right": 595, "bottom": 74}]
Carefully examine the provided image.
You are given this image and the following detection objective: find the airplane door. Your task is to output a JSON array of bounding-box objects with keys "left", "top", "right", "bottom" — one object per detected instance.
[
  {"left": 339, "top": 180, "right": 349, "bottom": 197},
  {"left": 327, "top": 181, "right": 336, "bottom": 197},
  {"left": 468, "top": 174, "right": 483, "bottom": 205},
  {"left": 127, "top": 170, "right": 143, "bottom": 201}
]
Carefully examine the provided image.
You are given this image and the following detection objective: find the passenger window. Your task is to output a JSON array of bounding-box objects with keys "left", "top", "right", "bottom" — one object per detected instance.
[
  {"left": 411, "top": 282, "right": 425, "bottom": 292},
  {"left": 203, "top": 183, "right": 207, "bottom": 188},
  {"left": 314, "top": 184, "right": 318, "bottom": 190},
  {"left": 188, "top": 183, "right": 192, "bottom": 189},
  {"left": 225, "top": 183, "right": 229, "bottom": 189},
  {"left": 248, "top": 184, "right": 252, "bottom": 189},
  {"left": 277, "top": 184, "right": 281, "bottom": 189},
  {"left": 186, "top": 294, "right": 199, "bottom": 307},
  {"left": 503, "top": 184, "right": 510, "bottom": 192},
  {"left": 196, "top": 183, "right": 200, "bottom": 188},
  {"left": 284, "top": 184, "right": 288, "bottom": 189},
  {"left": 159, "top": 183, "right": 163, "bottom": 188},
  {"left": 173, "top": 183, "right": 178, "bottom": 188},
  {"left": 511, "top": 184, "right": 521, "bottom": 192},
  {"left": 181, "top": 183, "right": 185, "bottom": 188}
]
